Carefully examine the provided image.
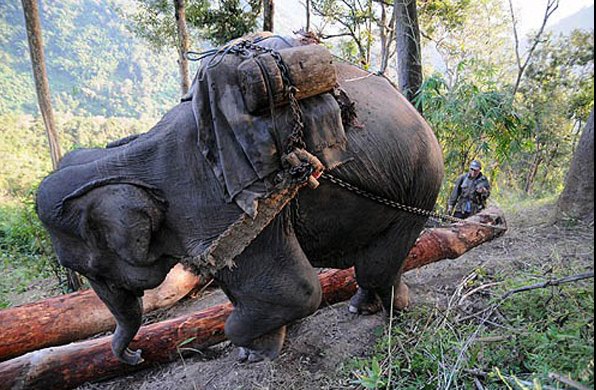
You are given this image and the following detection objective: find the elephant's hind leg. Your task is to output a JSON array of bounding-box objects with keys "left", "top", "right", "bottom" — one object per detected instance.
[
  {"left": 217, "top": 215, "right": 322, "bottom": 362},
  {"left": 350, "top": 217, "right": 425, "bottom": 314}
]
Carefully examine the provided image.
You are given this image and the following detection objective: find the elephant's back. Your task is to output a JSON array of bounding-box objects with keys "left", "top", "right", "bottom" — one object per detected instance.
[{"left": 332, "top": 63, "right": 444, "bottom": 211}]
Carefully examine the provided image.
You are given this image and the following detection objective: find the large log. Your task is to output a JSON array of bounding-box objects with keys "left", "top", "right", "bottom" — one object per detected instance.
[
  {"left": 0, "top": 264, "right": 203, "bottom": 362},
  {"left": 0, "top": 207, "right": 506, "bottom": 390},
  {"left": 238, "top": 44, "right": 337, "bottom": 113}
]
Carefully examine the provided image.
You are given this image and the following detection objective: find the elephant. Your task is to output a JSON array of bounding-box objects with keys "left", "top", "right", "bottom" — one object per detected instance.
[{"left": 35, "top": 60, "right": 444, "bottom": 365}]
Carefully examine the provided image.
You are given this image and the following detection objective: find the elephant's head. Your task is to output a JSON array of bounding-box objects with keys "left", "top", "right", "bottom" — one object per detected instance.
[{"left": 36, "top": 175, "right": 179, "bottom": 365}]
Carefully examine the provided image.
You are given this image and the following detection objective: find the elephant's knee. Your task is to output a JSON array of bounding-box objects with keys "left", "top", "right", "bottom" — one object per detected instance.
[{"left": 295, "top": 277, "right": 322, "bottom": 318}]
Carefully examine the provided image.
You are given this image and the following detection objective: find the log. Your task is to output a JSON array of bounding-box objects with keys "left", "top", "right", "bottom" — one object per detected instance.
[
  {"left": 404, "top": 206, "right": 507, "bottom": 271},
  {"left": 238, "top": 44, "right": 337, "bottom": 113},
  {"left": 0, "top": 264, "right": 203, "bottom": 362},
  {"left": 0, "top": 207, "right": 506, "bottom": 390}
]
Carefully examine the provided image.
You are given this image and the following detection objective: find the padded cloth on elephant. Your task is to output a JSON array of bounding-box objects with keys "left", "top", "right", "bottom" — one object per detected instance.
[{"left": 190, "top": 36, "right": 348, "bottom": 217}]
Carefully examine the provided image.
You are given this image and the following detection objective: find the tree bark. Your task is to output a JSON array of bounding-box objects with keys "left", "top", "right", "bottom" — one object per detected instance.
[
  {"left": 395, "top": 0, "right": 423, "bottom": 113},
  {"left": 263, "top": 0, "right": 275, "bottom": 32},
  {"left": 555, "top": 109, "right": 594, "bottom": 223},
  {"left": 0, "top": 264, "right": 204, "bottom": 362},
  {"left": 21, "top": 0, "right": 61, "bottom": 169},
  {"left": 0, "top": 208, "right": 506, "bottom": 389},
  {"left": 305, "top": 0, "right": 311, "bottom": 32},
  {"left": 21, "top": 0, "right": 83, "bottom": 292},
  {"left": 174, "top": 0, "right": 191, "bottom": 96},
  {"left": 379, "top": 1, "right": 398, "bottom": 75},
  {"left": 524, "top": 152, "right": 543, "bottom": 195}
]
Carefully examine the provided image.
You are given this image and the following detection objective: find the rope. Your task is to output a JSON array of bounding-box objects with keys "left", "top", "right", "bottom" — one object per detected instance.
[{"left": 320, "top": 173, "right": 507, "bottom": 231}]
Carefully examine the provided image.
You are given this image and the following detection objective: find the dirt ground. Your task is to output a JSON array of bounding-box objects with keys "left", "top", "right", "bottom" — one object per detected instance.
[{"left": 12, "top": 202, "right": 596, "bottom": 390}]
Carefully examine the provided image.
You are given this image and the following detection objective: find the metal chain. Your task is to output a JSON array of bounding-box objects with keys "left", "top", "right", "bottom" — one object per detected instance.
[{"left": 320, "top": 173, "right": 507, "bottom": 230}]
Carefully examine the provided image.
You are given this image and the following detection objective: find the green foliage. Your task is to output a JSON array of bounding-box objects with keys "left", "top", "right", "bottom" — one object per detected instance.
[
  {"left": 0, "top": 196, "right": 59, "bottom": 308},
  {"left": 349, "top": 267, "right": 594, "bottom": 389},
  {"left": 125, "top": 0, "right": 209, "bottom": 50},
  {"left": 477, "top": 285, "right": 594, "bottom": 385},
  {"left": 0, "top": 0, "right": 180, "bottom": 117},
  {"left": 311, "top": 0, "right": 376, "bottom": 66},
  {"left": 193, "top": 0, "right": 263, "bottom": 46},
  {"left": 515, "top": 30, "right": 594, "bottom": 196},
  {"left": 415, "top": 71, "right": 526, "bottom": 207},
  {"left": 0, "top": 113, "right": 156, "bottom": 199},
  {"left": 125, "top": 0, "right": 263, "bottom": 49},
  {"left": 418, "top": 0, "right": 473, "bottom": 38}
]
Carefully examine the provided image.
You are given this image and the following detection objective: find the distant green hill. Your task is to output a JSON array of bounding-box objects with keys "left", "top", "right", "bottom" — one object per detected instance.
[{"left": 0, "top": 0, "right": 182, "bottom": 118}]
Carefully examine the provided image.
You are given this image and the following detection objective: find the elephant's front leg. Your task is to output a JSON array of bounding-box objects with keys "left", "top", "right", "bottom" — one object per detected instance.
[
  {"left": 218, "top": 215, "right": 322, "bottom": 363},
  {"left": 89, "top": 279, "right": 144, "bottom": 365}
]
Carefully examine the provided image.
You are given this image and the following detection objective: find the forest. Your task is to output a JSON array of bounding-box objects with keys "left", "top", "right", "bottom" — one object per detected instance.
[{"left": 0, "top": 0, "right": 593, "bottom": 389}]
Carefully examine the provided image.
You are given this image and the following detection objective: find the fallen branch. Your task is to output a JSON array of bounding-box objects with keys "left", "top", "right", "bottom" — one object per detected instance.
[
  {"left": 0, "top": 264, "right": 204, "bottom": 361},
  {"left": 548, "top": 372, "right": 592, "bottom": 390},
  {"left": 448, "top": 270, "right": 594, "bottom": 387},
  {"left": 502, "top": 272, "right": 594, "bottom": 299},
  {"left": 0, "top": 207, "right": 507, "bottom": 389}
]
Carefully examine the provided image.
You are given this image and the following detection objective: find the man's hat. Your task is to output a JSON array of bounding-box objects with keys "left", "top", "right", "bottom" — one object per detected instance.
[{"left": 470, "top": 160, "right": 482, "bottom": 170}]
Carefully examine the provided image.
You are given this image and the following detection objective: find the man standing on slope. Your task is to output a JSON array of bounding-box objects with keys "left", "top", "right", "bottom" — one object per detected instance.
[{"left": 447, "top": 160, "right": 491, "bottom": 219}]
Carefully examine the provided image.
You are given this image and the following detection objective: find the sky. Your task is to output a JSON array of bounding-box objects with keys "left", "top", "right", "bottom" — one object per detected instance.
[
  {"left": 511, "top": 0, "right": 594, "bottom": 33},
  {"left": 277, "top": 0, "right": 595, "bottom": 36}
]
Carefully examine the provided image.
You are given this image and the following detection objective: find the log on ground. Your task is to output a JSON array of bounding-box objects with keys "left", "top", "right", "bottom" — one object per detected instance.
[
  {"left": 0, "top": 264, "right": 204, "bottom": 362},
  {"left": 0, "top": 207, "right": 506, "bottom": 390}
]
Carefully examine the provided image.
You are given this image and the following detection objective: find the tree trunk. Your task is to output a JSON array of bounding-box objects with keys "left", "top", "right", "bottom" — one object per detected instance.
[
  {"left": 21, "top": 0, "right": 84, "bottom": 291},
  {"left": 524, "top": 152, "right": 543, "bottom": 195},
  {"left": 555, "top": 109, "right": 594, "bottom": 222},
  {"left": 174, "top": 0, "right": 191, "bottom": 96},
  {"left": 305, "top": 0, "right": 311, "bottom": 31},
  {"left": 0, "top": 264, "right": 204, "bottom": 362},
  {"left": 395, "top": 0, "right": 423, "bottom": 113},
  {"left": 263, "top": 0, "right": 275, "bottom": 32},
  {"left": 21, "top": 0, "right": 61, "bottom": 169},
  {"left": 379, "top": 2, "right": 398, "bottom": 75},
  {"left": 0, "top": 208, "right": 506, "bottom": 389}
]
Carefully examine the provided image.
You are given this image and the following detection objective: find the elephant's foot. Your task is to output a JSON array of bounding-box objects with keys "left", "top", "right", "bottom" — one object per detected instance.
[
  {"left": 350, "top": 282, "right": 410, "bottom": 315},
  {"left": 237, "top": 326, "right": 286, "bottom": 363},
  {"left": 392, "top": 282, "right": 410, "bottom": 311},
  {"left": 115, "top": 347, "right": 144, "bottom": 365},
  {"left": 348, "top": 288, "right": 383, "bottom": 315}
]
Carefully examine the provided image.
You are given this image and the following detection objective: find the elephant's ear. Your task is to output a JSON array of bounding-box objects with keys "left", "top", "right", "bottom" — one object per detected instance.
[{"left": 79, "top": 184, "right": 166, "bottom": 266}]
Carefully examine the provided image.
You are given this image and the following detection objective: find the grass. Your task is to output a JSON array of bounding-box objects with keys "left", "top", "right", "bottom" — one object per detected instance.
[
  {"left": 349, "top": 268, "right": 594, "bottom": 389},
  {"left": 348, "top": 203, "right": 594, "bottom": 390},
  {"left": 0, "top": 196, "right": 63, "bottom": 308}
]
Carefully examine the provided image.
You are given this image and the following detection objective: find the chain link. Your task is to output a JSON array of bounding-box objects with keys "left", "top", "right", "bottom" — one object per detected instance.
[{"left": 320, "top": 173, "right": 506, "bottom": 230}]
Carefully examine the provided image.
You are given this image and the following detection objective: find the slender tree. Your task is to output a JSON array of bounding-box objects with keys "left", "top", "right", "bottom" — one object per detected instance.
[
  {"left": 395, "top": 0, "right": 423, "bottom": 112},
  {"left": 555, "top": 109, "right": 594, "bottom": 223},
  {"left": 174, "top": 0, "right": 191, "bottom": 95},
  {"left": 21, "top": 0, "right": 61, "bottom": 169},
  {"left": 379, "top": 0, "right": 398, "bottom": 74},
  {"left": 508, "top": 0, "right": 559, "bottom": 96},
  {"left": 305, "top": 0, "right": 311, "bottom": 32},
  {"left": 263, "top": 0, "right": 274, "bottom": 32},
  {"left": 21, "top": 0, "right": 83, "bottom": 291}
]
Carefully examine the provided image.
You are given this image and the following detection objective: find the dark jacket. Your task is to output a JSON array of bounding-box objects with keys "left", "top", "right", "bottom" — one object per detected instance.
[{"left": 448, "top": 172, "right": 491, "bottom": 216}]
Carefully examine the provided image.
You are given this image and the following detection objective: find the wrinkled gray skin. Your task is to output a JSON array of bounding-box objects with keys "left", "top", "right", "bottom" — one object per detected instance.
[{"left": 36, "top": 64, "right": 444, "bottom": 365}]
